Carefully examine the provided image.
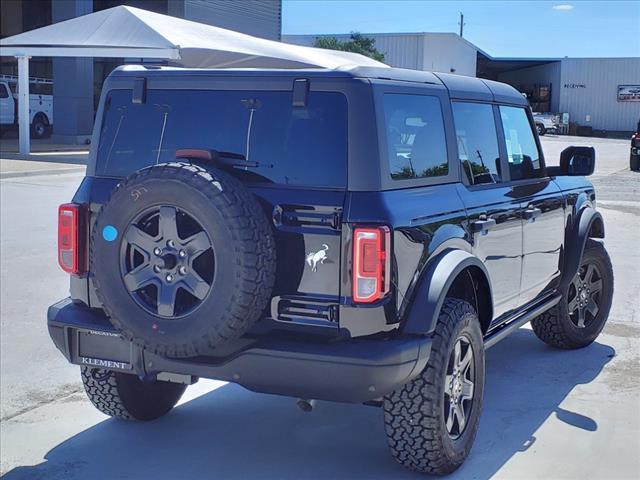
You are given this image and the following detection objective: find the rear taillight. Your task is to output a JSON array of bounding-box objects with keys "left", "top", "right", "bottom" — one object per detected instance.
[
  {"left": 58, "top": 203, "right": 86, "bottom": 274},
  {"left": 352, "top": 226, "right": 391, "bottom": 303}
]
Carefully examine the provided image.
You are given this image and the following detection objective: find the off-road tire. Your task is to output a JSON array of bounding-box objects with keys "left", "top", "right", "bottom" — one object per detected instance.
[
  {"left": 531, "top": 239, "right": 613, "bottom": 349},
  {"left": 91, "top": 162, "right": 276, "bottom": 358},
  {"left": 383, "top": 299, "right": 485, "bottom": 475},
  {"left": 81, "top": 367, "right": 186, "bottom": 421},
  {"left": 631, "top": 153, "right": 640, "bottom": 171}
]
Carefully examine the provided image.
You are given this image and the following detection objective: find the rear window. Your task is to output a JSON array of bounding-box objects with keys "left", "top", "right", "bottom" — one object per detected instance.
[
  {"left": 96, "top": 89, "right": 348, "bottom": 188},
  {"left": 382, "top": 94, "right": 448, "bottom": 180}
]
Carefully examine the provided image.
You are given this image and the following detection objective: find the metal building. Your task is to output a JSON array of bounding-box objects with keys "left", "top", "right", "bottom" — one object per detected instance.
[
  {"left": 284, "top": 32, "right": 478, "bottom": 76},
  {"left": 0, "top": 0, "right": 282, "bottom": 144},
  {"left": 285, "top": 32, "right": 640, "bottom": 134}
]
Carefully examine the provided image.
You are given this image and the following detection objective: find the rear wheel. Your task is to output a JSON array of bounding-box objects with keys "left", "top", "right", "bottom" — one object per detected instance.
[
  {"left": 81, "top": 367, "right": 186, "bottom": 420},
  {"left": 531, "top": 239, "right": 613, "bottom": 349},
  {"left": 383, "top": 299, "right": 485, "bottom": 475},
  {"left": 30, "top": 114, "right": 48, "bottom": 139},
  {"left": 631, "top": 153, "right": 640, "bottom": 171}
]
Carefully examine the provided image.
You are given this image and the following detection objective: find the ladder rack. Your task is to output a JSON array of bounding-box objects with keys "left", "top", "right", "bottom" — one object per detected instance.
[{"left": 0, "top": 74, "right": 53, "bottom": 85}]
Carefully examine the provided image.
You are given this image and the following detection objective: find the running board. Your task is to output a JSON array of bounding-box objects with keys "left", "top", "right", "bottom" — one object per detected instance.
[{"left": 484, "top": 293, "right": 562, "bottom": 349}]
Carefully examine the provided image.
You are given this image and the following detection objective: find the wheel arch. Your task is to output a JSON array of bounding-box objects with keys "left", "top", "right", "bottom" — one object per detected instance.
[
  {"left": 31, "top": 111, "right": 49, "bottom": 125},
  {"left": 402, "top": 249, "right": 493, "bottom": 336},
  {"left": 561, "top": 207, "right": 605, "bottom": 289}
]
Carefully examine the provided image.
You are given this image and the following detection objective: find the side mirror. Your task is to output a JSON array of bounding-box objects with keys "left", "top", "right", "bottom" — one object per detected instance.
[{"left": 548, "top": 146, "right": 595, "bottom": 177}]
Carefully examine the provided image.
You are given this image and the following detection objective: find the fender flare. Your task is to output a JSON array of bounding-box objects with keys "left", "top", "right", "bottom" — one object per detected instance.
[
  {"left": 402, "top": 249, "right": 492, "bottom": 335},
  {"left": 561, "top": 207, "right": 604, "bottom": 288}
]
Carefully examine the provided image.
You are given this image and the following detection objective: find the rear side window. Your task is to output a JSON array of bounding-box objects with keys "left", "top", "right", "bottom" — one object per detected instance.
[
  {"left": 452, "top": 102, "right": 502, "bottom": 185},
  {"left": 499, "top": 106, "right": 544, "bottom": 180},
  {"left": 96, "top": 89, "right": 348, "bottom": 188},
  {"left": 383, "top": 94, "right": 448, "bottom": 180},
  {"left": 0, "top": 84, "right": 9, "bottom": 98}
]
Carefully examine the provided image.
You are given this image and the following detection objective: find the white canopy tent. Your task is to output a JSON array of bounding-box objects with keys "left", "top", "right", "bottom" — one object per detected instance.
[{"left": 0, "top": 5, "right": 387, "bottom": 155}]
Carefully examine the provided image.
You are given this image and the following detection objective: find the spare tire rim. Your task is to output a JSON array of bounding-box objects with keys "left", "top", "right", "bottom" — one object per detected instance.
[
  {"left": 444, "top": 335, "right": 475, "bottom": 439},
  {"left": 567, "top": 262, "right": 603, "bottom": 328},
  {"left": 120, "top": 205, "right": 215, "bottom": 318}
]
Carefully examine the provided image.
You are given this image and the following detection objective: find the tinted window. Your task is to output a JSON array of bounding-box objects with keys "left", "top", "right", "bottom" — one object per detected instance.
[
  {"left": 0, "top": 84, "right": 8, "bottom": 98},
  {"left": 452, "top": 102, "right": 502, "bottom": 185},
  {"left": 383, "top": 94, "right": 448, "bottom": 180},
  {"left": 96, "top": 89, "right": 347, "bottom": 188},
  {"left": 499, "top": 106, "right": 544, "bottom": 180}
]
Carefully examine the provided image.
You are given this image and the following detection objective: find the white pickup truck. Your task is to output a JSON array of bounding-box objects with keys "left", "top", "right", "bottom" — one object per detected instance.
[
  {"left": 0, "top": 78, "right": 54, "bottom": 139},
  {"left": 532, "top": 112, "right": 558, "bottom": 136}
]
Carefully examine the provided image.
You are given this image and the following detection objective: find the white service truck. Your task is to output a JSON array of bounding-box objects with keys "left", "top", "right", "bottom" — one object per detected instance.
[{"left": 0, "top": 76, "right": 54, "bottom": 139}]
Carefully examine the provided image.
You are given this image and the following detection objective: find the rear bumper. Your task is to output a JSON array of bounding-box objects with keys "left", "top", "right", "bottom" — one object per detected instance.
[{"left": 48, "top": 298, "right": 431, "bottom": 403}]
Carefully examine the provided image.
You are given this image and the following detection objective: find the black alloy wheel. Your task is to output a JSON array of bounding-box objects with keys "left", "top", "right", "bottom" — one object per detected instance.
[
  {"left": 121, "top": 205, "right": 214, "bottom": 318},
  {"left": 566, "top": 262, "right": 603, "bottom": 329}
]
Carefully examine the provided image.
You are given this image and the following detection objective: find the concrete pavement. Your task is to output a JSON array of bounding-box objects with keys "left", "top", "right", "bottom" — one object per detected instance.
[
  {"left": 0, "top": 136, "right": 638, "bottom": 479},
  {"left": 0, "top": 159, "right": 86, "bottom": 179},
  {"left": 1, "top": 136, "right": 88, "bottom": 178}
]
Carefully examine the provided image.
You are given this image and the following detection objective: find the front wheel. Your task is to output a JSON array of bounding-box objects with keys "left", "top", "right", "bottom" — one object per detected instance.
[
  {"left": 536, "top": 123, "right": 546, "bottom": 136},
  {"left": 81, "top": 367, "right": 187, "bottom": 420},
  {"left": 383, "top": 299, "right": 485, "bottom": 475},
  {"left": 531, "top": 239, "right": 614, "bottom": 349}
]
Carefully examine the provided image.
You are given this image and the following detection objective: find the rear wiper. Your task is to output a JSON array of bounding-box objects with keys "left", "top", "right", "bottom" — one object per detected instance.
[{"left": 175, "top": 149, "right": 272, "bottom": 169}]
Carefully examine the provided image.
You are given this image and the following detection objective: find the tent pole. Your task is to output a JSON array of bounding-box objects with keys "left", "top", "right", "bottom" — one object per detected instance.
[{"left": 17, "top": 55, "right": 30, "bottom": 156}]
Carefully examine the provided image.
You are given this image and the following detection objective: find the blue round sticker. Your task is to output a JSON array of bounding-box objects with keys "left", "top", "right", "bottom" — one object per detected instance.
[{"left": 102, "top": 225, "right": 118, "bottom": 242}]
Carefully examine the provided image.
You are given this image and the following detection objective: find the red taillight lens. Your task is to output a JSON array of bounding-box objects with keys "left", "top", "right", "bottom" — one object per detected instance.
[
  {"left": 58, "top": 203, "right": 85, "bottom": 274},
  {"left": 352, "top": 226, "right": 391, "bottom": 303}
]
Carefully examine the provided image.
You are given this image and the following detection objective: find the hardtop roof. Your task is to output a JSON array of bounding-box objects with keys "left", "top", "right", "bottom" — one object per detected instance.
[{"left": 111, "top": 65, "right": 528, "bottom": 106}]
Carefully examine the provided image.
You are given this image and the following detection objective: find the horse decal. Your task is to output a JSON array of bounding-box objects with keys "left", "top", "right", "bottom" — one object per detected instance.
[{"left": 306, "top": 244, "right": 329, "bottom": 272}]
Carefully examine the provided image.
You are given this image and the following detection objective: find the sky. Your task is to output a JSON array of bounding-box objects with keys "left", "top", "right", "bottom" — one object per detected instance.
[{"left": 282, "top": 1, "right": 639, "bottom": 58}]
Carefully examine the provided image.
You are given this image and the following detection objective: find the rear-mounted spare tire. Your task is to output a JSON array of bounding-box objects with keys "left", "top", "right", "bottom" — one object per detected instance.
[{"left": 91, "top": 162, "right": 276, "bottom": 358}]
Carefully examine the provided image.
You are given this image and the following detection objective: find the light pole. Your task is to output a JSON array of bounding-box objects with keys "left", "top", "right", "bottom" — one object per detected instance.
[{"left": 16, "top": 55, "right": 31, "bottom": 156}]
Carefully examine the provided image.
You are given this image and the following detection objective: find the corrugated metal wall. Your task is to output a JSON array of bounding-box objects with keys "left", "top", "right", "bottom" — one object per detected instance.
[
  {"left": 283, "top": 32, "right": 477, "bottom": 75},
  {"left": 184, "top": 0, "right": 281, "bottom": 40},
  {"left": 367, "top": 33, "right": 424, "bottom": 70},
  {"left": 559, "top": 58, "right": 640, "bottom": 131},
  {"left": 283, "top": 33, "right": 424, "bottom": 69},
  {"left": 421, "top": 34, "right": 476, "bottom": 76}
]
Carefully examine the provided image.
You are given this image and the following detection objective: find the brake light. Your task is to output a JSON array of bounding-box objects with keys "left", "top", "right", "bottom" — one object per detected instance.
[
  {"left": 352, "top": 226, "right": 391, "bottom": 303},
  {"left": 58, "top": 203, "right": 86, "bottom": 274}
]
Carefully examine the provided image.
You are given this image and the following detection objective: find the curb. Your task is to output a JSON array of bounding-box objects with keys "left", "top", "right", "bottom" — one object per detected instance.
[{"left": 0, "top": 166, "right": 86, "bottom": 179}]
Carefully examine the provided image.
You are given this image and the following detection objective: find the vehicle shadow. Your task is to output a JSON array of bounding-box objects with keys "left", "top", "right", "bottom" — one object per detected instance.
[{"left": 3, "top": 328, "right": 614, "bottom": 480}]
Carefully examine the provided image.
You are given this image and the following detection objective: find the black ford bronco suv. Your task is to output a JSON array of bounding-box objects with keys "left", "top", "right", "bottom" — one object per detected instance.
[{"left": 49, "top": 65, "right": 613, "bottom": 475}]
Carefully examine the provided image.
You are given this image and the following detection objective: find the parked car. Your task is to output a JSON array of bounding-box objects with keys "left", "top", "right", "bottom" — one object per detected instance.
[
  {"left": 48, "top": 65, "right": 613, "bottom": 475},
  {"left": 631, "top": 120, "right": 640, "bottom": 171},
  {"left": 0, "top": 77, "right": 53, "bottom": 139},
  {"left": 532, "top": 112, "right": 558, "bottom": 136}
]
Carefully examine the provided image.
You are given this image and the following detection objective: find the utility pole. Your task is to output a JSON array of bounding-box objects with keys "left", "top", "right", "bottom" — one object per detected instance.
[{"left": 459, "top": 12, "right": 465, "bottom": 37}]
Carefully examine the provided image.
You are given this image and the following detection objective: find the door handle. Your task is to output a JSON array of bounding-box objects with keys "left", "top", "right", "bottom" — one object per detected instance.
[
  {"left": 523, "top": 207, "right": 542, "bottom": 221},
  {"left": 471, "top": 217, "right": 497, "bottom": 234}
]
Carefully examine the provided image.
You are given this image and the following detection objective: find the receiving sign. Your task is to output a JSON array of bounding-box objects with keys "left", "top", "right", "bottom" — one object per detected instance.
[{"left": 618, "top": 85, "right": 640, "bottom": 102}]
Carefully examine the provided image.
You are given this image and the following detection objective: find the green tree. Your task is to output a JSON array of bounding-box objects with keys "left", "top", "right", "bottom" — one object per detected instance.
[{"left": 314, "top": 33, "right": 385, "bottom": 62}]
